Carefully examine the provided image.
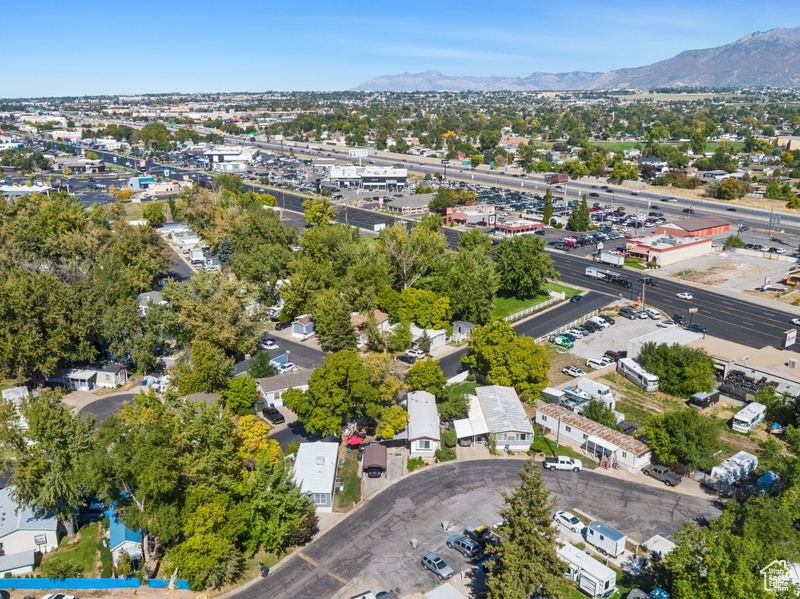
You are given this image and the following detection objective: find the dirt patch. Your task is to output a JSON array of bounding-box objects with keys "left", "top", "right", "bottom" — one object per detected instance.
[
  {"left": 545, "top": 344, "right": 583, "bottom": 387},
  {"left": 673, "top": 262, "right": 769, "bottom": 286}
]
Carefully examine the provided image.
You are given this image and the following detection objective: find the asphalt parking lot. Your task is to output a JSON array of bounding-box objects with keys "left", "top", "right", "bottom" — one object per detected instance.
[{"left": 564, "top": 306, "right": 668, "bottom": 362}]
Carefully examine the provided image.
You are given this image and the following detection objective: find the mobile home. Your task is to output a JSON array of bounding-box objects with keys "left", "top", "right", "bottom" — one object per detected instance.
[
  {"left": 731, "top": 402, "right": 766, "bottom": 433},
  {"left": 557, "top": 540, "right": 617, "bottom": 597},
  {"left": 577, "top": 379, "right": 615, "bottom": 409},
  {"left": 617, "top": 358, "right": 659, "bottom": 392}
]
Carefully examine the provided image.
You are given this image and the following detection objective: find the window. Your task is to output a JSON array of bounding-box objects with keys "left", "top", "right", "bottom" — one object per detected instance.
[
  {"left": 541, "top": 415, "right": 548, "bottom": 422},
  {"left": 622, "top": 451, "right": 627, "bottom": 458},
  {"left": 496, "top": 433, "right": 508, "bottom": 441},
  {"left": 583, "top": 433, "right": 589, "bottom": 440},
  {"left": 418, "top": 440, "right": 431, "bottom": 450},
  {"left": 311, "top": 493, "right": 327, "bottom": 506},
  {"left": 565, "top": 426, "right": 572, "bottom": 433}
]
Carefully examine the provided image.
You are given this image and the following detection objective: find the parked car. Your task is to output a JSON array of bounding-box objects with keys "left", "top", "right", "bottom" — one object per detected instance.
[
  {"left": 447, "top": 534, "right": 483, "bottom": 558},
  {"left": 276, "top": 362, "right": 297, "bottom": 374},
  {"left": 618, "top": 307, "right": 638, "bottom": 320},
  {"left": 396, "top": 354, "right": 416, "bottom": 365},
  {"left": 676, "top": 292, "right": 693, "bottom": 300},
  {"left": 645, "top": 308, "right": 661, "bottom": 319},
  {"left": 463, "top": 524, "right": 493, "bottom": 546},
  {"left": 258, "top": 338, "right": 278, "bottom": 351},
  {"left": 688, "top": 323, "right": 708, "bottom": 333},
  {"left": 552, "top": 335, "right": 574, "bottom": 349},
  {"left": 598, "top": 314, "right": 615, "bottom": 325},
  {"left": 642, "top": 465, "right": 682, "bottom": 487},
  {"left": 421, "top": 552, "right": 454, "bottom": 580},
  {"left": 567, "top": 328, "right": 584, "bottom": 339},
  {"left": 562, "top": 366, "right": 586, "bottom": 377},
  {"left": 543, "top": 456, "right": 583, "bottom": 472},
  {"left": 274, "top": 321, "right": 290, "bottom": 330},
  {"left": 672, "top": 313, "right": 688, "bottom": 325},
  {"left": 586, "top": 357, "right": 609, "bottom": 369},
  {"left": 658, "top": 320, "right": 677, "bottom": 328},
  {"left": 262, "top": 407, "right": 285, "bottom": 424},
  {"left": 603, "top": 350, "right": 620, "bottom": 362},
  {"left": 590, "top": 316, "right": 610, "bottom": 329},
  {"left": 553, "top": 510, "right": 584, "bottom": 533}
]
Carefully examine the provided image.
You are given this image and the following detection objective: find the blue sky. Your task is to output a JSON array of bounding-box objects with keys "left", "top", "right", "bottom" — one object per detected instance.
[{"left": 1, "top": 0, "right": 796, "bottom": 97}]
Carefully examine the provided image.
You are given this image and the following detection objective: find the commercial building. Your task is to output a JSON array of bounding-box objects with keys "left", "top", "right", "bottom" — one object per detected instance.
[
  {"left": 625, "top": 234, "right": 712, "bottom": 267},
  {"left": 654, "top": 215, "right": 730, "bottom": 238},
  {"left": 203, "top": 146, "right": 259, "bottom": 172},
  {"left": 384, "top": 194, "right": 431, "bottom": 216},
  {"left": 326, "top": 165, "right": 408, "bottom": 191},
  {"left": 444, "top": 205, "right": 496, "bottom": 226},
  {"left": 493, "top": 220, "right": 545, "bottom": 237},
  {"left": 535, "top": 403, "right": 652, "bottom": 471},
  {"left": 1, "top": 184, "right": 52, "bottom": 200},
  {"left": 293, "top": 442, "right": 339, "bottom": 512}
]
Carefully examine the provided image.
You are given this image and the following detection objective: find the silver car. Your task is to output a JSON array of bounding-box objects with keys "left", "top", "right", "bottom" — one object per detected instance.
[
  {"left": 447, "top": 534, "right": 482, "bottom": 558},
  {"left": 421, "top": 551, "right": 454, "bottom": 580}
]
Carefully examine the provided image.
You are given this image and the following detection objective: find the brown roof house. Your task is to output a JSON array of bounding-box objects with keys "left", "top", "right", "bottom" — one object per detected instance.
[{"left": 350, "top": 310, "right": 390, "bottom": 348}]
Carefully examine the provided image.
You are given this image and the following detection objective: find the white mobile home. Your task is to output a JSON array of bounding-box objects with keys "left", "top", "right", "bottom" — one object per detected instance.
[
  {"left": 407, "top": 390, "right": 440, "bottom": 460},
  {"left": 557, "top": 539, "right": 617, "bottom": 597},
  {"left": 731, "top": 402, "right": 766, "bottom": 433},
  {"left": 293, "top": 442, "right": 339, "bottom": 512}
]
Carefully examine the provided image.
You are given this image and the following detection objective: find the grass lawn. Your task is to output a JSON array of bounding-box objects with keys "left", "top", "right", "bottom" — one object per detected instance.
[
  {"left": 39, "top": 521, "right": 102, "bottom": 577},
  {"left": 122, "top": 201, "right": 145, "bottom": 221},
  {"left": 547, "top": 282, "right": 581, "bottom": 297},
  {"left": 531, "top": 433, "right": 598, "bottom": 469},
  {"left": 334, "top": 450, "right": 361, "bottom": 511},
  {"left": 492, "top": 292, "right": 551, "bottom": 320},
  {"left": 624, "top": 257, "right": 647, "bottom": 270},
  {"left": 449, "top": 381, "right": 479, "bottom": 397}
]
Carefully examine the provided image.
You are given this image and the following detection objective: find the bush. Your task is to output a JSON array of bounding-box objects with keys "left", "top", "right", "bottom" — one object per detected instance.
[
  {"left": 407, "top": 457, "right": 425, "bottom": 471},
  {"left": 286, "top": 441, "right": 300, "bottom": 456},
  {"left": 442, "top": 428, "right": 457, "bottom": 448},
  {"left": 725, "top": 235, "right": 745, "bottom": 248}
]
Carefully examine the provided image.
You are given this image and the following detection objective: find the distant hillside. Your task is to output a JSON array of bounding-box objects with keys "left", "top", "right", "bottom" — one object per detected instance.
[{"left": 354, "top": 27, "right": 800, "bottom": 91}]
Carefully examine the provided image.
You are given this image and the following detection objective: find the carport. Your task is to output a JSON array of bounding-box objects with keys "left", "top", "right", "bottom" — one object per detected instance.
[
  {"left": 362, "top": 443, "right": 387, "bottom": 476},
  {"left": 584, "top": 435, "right": 619, "bottom": 460}
]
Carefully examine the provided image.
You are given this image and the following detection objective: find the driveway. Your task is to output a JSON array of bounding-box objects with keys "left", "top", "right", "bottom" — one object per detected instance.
[
  {"left": 80, "top": 393, "right": 136, "bottom": 423},
  {"left": 363, "top": 449, "right": 406, "bottom": 497},
  {"left": 232, "top": 460, "right": 720, "bottom": 599}
]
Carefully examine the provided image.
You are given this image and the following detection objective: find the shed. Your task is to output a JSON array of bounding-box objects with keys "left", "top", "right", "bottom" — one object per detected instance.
[
  {"left": 451, "top": 320, "right": 475, "bottom": 344},
  {"left": 689, "top": 390, "right": 720, "bottom": 410},
  {"left": 291, "top": 315, "right": 315, "bottom": 340},
  {"left": 710, "top": 450, "right": 758, "bottom": 484},
  {"left": 362, "top": 444, "right": 387, "bottom": 473},
  {"left": 105, "top": 505, "right": 143, "bottom": 566},
  {"left": 557, "top": 539, "right": 616, "bottom": 597},
  {"left": 293, "top": 442, "right": 339, "bottom": 512}
]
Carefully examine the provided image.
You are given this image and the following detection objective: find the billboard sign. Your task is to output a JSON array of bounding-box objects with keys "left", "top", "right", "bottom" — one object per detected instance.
[
  {"left": 273, "top": 135, "right": 283, "bottom": 141},
  {"left": 349, "top": 149, "right": 369, "bottom": 157},
  {"left": 164, "top": 168, "right": 170, "bottom": 177},
  {"left": 784, "top": 329, "right": 797, "bottom": 348}
]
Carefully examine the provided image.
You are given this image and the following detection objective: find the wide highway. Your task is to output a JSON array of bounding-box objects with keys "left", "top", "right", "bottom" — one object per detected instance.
[{"left": 83, "top": 147, "right": 798, "bottom": 352}]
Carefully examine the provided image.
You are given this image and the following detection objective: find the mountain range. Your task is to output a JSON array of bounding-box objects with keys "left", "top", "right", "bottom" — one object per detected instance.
[{"left": 354, "top": 27, "right": 800, "bottom": 91}]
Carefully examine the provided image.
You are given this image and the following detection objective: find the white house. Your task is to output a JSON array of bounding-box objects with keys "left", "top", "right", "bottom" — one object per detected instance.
[
  {"left": 535, "top": 403, "right": 651, "bottom": 471},
  {"left": 351, "top": 310, "right": 391, "bottom": 348},
  {"left": 410, "top": 325, "right": 447, "bottom": 351},
  {"left": 0, "top": 487, "right": 60, "bottom": 555},
  {"left": 256, "top": 370, "right": 311, "bottom": 407},
  {"left": 293, "top": 442, "right": 339, "bottom": 512},
  {"left": 407, "top": 391, "right": 440, "bottom": 460}
]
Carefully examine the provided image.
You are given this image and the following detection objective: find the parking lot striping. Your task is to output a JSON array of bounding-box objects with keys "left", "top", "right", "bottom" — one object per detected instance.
[{"left": 296, "top": 552, "right": 349, "bottom": 583}]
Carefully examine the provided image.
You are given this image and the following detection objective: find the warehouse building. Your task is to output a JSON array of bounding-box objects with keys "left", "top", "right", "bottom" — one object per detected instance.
[{"left": 655, "top": 215, "right": 730, "bottom": 238}]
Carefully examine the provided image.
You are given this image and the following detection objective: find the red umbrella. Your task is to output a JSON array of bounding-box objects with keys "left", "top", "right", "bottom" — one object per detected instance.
[{"left": 346, "top": 435, "right": 364, "bottom": 446}]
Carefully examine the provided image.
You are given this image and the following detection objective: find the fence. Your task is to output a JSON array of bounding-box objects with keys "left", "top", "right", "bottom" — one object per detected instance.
[
  {"left": 535, "top": 309, "right": 600, "bottom": 344},
  {"left": 0, "top": 578, "right": 191, "bottom": 590},
  {"left": 504, "top": 292, "right": 566, "bottom": 323}
]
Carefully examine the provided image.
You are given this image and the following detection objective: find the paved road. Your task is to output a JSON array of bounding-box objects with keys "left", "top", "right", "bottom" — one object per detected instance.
[
  {"left": 233, "top": 459, "right": 720, "bottom": 599},
  {"left": 438, "top": 291, "right": 612, "bottom": 378},
  {"left": 81, "top": 393, "right": 136, "bottom": 422}
]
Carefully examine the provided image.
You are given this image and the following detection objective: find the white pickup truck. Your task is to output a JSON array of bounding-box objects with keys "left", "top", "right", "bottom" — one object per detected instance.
[{"left": 543, "top": 456, "right": 583, "bottom": 472}]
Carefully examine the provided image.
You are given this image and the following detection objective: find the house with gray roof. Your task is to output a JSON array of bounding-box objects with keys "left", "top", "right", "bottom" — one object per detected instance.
[
  {"left": 0, "top": 487, "right": 60, "bottom": 556},
  {"left": 256, "top": 370, "right": 312, "bottom": 409},
  {"left": 407, "top": 390, "right": 440, "bottom": 460},
  {"left": 293, "top": 442, "right": 339, "bottom": 512},
  {"left": 453, "top": 385, "right": 533, "bottom": 451}
]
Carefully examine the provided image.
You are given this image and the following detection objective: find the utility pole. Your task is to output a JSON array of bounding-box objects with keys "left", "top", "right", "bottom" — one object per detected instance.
[
  {"left": 641, "top": 276, "right": 647, "bottom": 311},
  {"left": 555, "top": 412, "right": 562, "bottom": 453}
]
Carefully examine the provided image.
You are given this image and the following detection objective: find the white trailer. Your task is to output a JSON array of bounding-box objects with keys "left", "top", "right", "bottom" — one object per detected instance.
[
  {"left": 557, "top": 540, "right": 617, "bottom": 597},
  {"left": 585, "top": 266, "right": 619, "bottom": 281},
  {"left": 586, "top": 521, "right": 627, "bottom": 558},
  {"left": 598, "top": 252, "right": 624, "bottom": 267},
  {"left": 577, "top": 378, "right": 615, "bottom": 410},
  {"left": 189, "top": 249, "right": 205, "bottom": 264}
]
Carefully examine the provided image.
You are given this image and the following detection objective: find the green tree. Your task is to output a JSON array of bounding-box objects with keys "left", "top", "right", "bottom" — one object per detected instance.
[
  {"left": 431, "top": 248, "right": 498, "bottom": 325},
  {"left": 566, "top": 196, "right": 590, "bottom": 231},
  {"left": 582, "top": 400, "right": 619, "bottom": 430},
  {"left": 642, "top": 409, "right": 722, "bottom": 470},
  {"left": 217, "top": 236, "right": 234, "bottom": 268},
  {"left": 495, "top": 235, "right": 558, "bottom": 300},
  {"left": 386, "top": 320, "right": 412, "bottom": 352},
  {"left": 719, "top": 178, "right": 746, "bottom": 200},
  {"left": 485, "top": 458, "right": 566, "bottom": 599},
  {"left": 248, "top": 351, "right": 277, "bottom": 378},
  {"left": 170, "top": 340, "right": 234, "bottom": 394},
  {"left": 724, "top": 235, "right": 745, "bottom": 248},
  {"left": 458, "top": 227, "right": 493, "bottom": 255},
  {"left": 0, "top": 390, "right": 96, "bottom": 539},
  {"left": 85, "top": 151, "right": 99, "bottom": 160},
  {"left": 142, "top": 201, "right": 166, "bottom": 226},
  {"left": 222, "top": 375, "right": 258, "bottom": 414},
  {"left": 302, "top": 197, "right": 337, "bottom": 226},
  {"left": 116, "top": 550, "right": 133, "bottom": 578},
  {"left": 462, "top": 321, "right": 550, "bottom": 401},
  {"left": 611, "top": 161, "right": 640, "bottom": 182},
  {"left": 284, "top": 350, "right": 381, "bottom": 436},
  {"left": 213, "top": 173, "right": 243, "bottom": 194},
  {"left": 379, "top": 220, "right": 447, "bottom": 289},
  {"left": 90, "top": 391, "right": 182, "bottom": 572},
  {"left": 428, "top": 187, "right": 457, "bottom": 215},
  {"left": 471, "top": 155, "right": 484, "bottom": 167},
  {"left": 406, "top": 359, "right": 447, "bottom": 398},
  {"left": 437, "top": 387, "right": 470, "bottom": 421},
  {"left": 542, "top": 188, "right": 554, "bottom": 224},
  {"left": 395, "top": 287, "right": 451, "bottom": 330},
  {"left": 638, "top": 342, "right": 715, "bottom": 396}
]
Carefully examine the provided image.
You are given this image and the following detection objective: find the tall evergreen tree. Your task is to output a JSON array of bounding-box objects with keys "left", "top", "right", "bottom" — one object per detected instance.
[
  {"left": 542, "top": 188, "right": 554, "bottom": 225},
  {"left": 486, "top": 458, "right": 566, "bottom": 599},
  {"left": 324, "top": 302, "right": 358, "bottom": 352},
  {"left": 217, "top": 236, "right": 234, "bottom": 268}
]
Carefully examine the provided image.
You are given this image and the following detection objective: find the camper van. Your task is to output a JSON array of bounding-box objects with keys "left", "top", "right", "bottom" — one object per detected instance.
[{"left": 732, "top": 402, "right": 766, "bottom": 433}]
